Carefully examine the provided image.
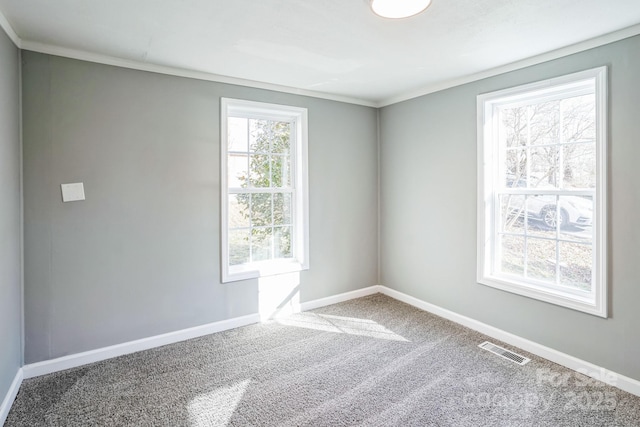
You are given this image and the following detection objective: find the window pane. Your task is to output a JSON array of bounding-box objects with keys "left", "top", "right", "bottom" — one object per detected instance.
[
  {"left": 525, "top": 195, "right": 556, "bottom": 237},
  {"left": 275, "top": 226, "right": 293, "bottom": 259},
  {"left": 228, "top": 117, "right": 249, "bottom": 152},
  {"left": 271, "top": 155, "right": 291, "bottom": 188},
  {"left": 500, "top": 235, "right": 524, "bottom": 275},
  {"left": 249, "top": 119, "right": 291, "bottom": 153},
  {"left": 251, "top": 193, "right": 272, "bottom": 227},
  {"left": 526, "top": 238, "right": 556, "bottom": 283},
  {"left": 559, "top": 226, "right": 592, "bottom": 244},
  {"left": 500, "top": 195, "right": 525, "bottom": 233},
  {"left": 228, "top": 194, "right": 250, "bottom": 228},
  {"left": 505, "top": 149, "right": 526, "bottom": 180},
  {"left": 251, "top": 227, "right": 273, "bottom": 262},
  {"left": 524, "top": 195, "right": 593, "bottom": 236},
  {"left": 228, "top": 154, "right": 248, "bottom": 188},
  {"left": 249, "top": 119, "right": 269, "bottom": 153},
  {"left": 523, "top": 194, "right": 559, "bottom": 230},
  {"left": 273, "top": 192, "right": 292, "bottom": 226},
  {"left": 529, "top": 100, "right": 560, "bottom": 146},
  {"left": 229, "top": 229, "right": 250, "bottom": 266},
  {"left": 558, "top": 195, "right": 593, "bottom": 235},
  {"left": 271, "top": 122, "right": 291, "bottom": 154},
  {"left": 559, "top": 242, "right": 592, "bottom": 292},
  {"left": 563, "top": 143, "right": 595, "bottom": 189},
  {"left": 502, "top": 107, "right": 528, "bottom": 148},
  {"left": 249, "top": 154, "right": 271, "bottom": 187},
  {"left": 529, "top": 146, "right": 559, "bottom": 188},
  {"left": 562, "top": 94, "right": 596, "bottom": 143}
]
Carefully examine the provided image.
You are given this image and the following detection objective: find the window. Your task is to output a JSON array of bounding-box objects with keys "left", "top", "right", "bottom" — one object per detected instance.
[
  {"left": 477, "top": 67, "right": 607, "bottom": 317},
  {"left": 221, "top": 98, "right": 309, "bottom": 283}
]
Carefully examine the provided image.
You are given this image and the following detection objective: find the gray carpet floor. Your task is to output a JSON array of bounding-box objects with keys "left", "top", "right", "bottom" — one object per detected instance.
[{"left": 5, "top": 294, "right": 640, "bottom": 426}]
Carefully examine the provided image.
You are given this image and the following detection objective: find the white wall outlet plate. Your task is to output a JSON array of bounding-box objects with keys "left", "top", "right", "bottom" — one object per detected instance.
[{"left": 61, "top": 183, "right": 85, "bottom": 202}]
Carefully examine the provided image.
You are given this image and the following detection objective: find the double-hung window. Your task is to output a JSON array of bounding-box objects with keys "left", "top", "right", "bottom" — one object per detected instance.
[
  {"left": 477, "top": 67, "right": 607, "bottom": 317},
  {"left": 221, "top": 98, "right": 309, "bottom": 283}
]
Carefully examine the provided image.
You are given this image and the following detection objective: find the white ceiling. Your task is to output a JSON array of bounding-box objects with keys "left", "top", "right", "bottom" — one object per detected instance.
[{"left": 1, "top": 0, "right": 640, "bottom": 106}]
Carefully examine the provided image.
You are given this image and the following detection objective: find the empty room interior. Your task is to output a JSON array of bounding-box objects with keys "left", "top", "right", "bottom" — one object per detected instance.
[{"left": 2, "top": 0, "right": 640, "bottom": 425}]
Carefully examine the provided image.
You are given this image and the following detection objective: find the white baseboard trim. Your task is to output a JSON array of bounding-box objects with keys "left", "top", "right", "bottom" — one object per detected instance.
[
  {"left": 300, "top": 285, "right": 382, "bottom": 312},
  {"left": 378, "top": 285, "right": 640, "bottom": 398},
  {"left": 0, "top": 368, "right": 23, "bottom": 426},
  {"left": 21, "top": 285, "right": 382, "bottom": 380},
  {"left": 20, "top": 284, "right": 639, "bottom": 400},
  {"left": 22, "top": 313, "right": 261, "bottom": 379}
]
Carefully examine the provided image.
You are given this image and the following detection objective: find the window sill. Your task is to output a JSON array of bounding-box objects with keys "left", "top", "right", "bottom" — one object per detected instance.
[
  {"left": 223, "top": 259, "right": 309, "bottom": 283},
  {"left": 478, "top": 274, "right": 606, "bottom": 318}
]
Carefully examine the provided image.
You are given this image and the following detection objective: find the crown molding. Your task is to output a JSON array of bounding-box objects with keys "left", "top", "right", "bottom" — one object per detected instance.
[
  {"left": 19, "top": 40, "right": 377, "bottom": 108},
  {"left": 378, "top": 23, "right": 640, "bottom": 107},
  {"left": 3, "top": 4, "right": 640, "bottom": 109},
  {"left": 0, "top": 3, "right": 376, "bottom": 107},
  {"left": 0, "top": 8, "right": 20, "bottom": 47}
]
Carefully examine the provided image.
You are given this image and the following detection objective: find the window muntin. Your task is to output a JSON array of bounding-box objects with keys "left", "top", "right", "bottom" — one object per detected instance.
[
  {"left": 477, "top": 67, "right": 607, "bottom": 317},
  {"left": 221, "top": 99, "right": 309, "bottom": 283}
]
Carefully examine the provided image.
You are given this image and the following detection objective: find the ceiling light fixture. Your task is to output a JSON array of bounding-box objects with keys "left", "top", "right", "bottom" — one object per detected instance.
[{"left": 370, "top": 0, "right": 432, "bottom": 19}]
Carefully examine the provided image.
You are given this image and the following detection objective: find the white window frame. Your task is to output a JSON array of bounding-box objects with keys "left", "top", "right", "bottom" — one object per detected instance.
[
  {"left": 477, "top": 67, "right": 607, "bottom": 317},
  {"left": 221, "top": 98, "right": 309, "bottom": 283}
]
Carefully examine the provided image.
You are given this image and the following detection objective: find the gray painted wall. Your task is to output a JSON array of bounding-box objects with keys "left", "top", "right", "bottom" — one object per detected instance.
[
  {"left": 0, "top": 29, "right": 22, "bottom": 402},
  {"left": 19, "top": 30, "right": 639, "bottom": 384},
  {"left": 22, "top": 52, "right": 378, "bottom": 363},
  {"left": 380, "top": 35, "right": 640, "bottom": 381}
]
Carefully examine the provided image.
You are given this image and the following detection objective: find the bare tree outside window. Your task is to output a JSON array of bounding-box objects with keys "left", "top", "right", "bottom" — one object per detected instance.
[
  {"left": 478, "top": 68, "right": 607, "bottom": 316},
  {"left": 498, "top": 94, "right": 596, "bottom": 292}
]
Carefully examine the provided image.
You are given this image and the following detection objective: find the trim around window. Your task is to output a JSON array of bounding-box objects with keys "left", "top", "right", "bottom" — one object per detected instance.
[
  {"left": 221, "top": 98, "right": 309, "bottom": 283},
  {"left": 477, "top": 67, "right": 607, "bottom": 317}
]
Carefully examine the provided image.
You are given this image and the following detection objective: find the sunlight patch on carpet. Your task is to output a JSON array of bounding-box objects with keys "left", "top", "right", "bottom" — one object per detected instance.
[
  {"left": 187, "top": 379, "right": 250, "bottom": 426},
  {"left": 277, "top": 312, "right": 410, "bottom": 342}
]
